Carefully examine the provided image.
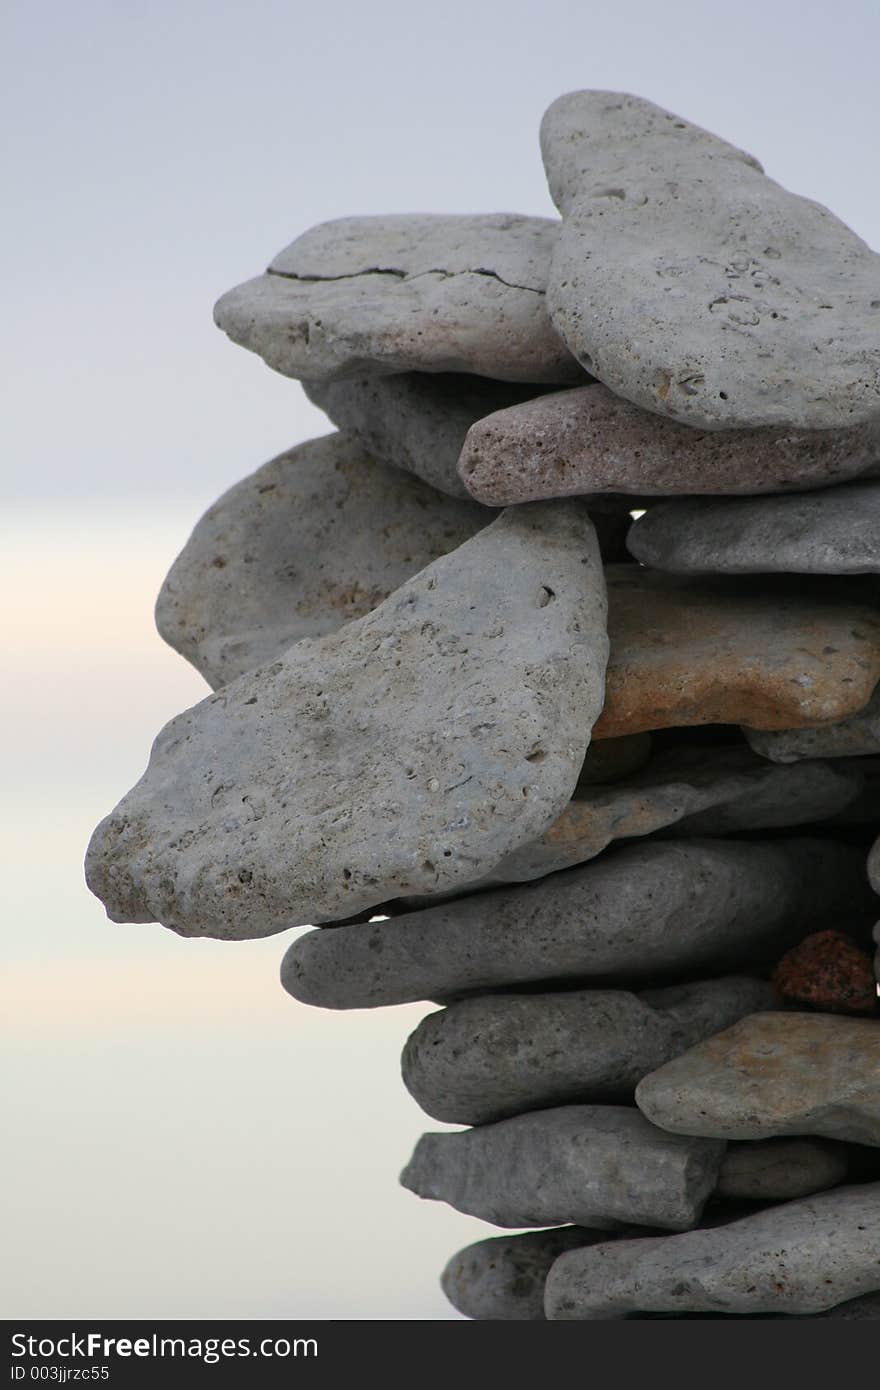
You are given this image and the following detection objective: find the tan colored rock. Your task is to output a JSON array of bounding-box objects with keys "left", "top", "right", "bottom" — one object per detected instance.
[
  {"left": 594, "top": 567, "right": 880, "bottom": 738},
  {"left": 458, "top": 384, "right": 880, "bottom": 504}
]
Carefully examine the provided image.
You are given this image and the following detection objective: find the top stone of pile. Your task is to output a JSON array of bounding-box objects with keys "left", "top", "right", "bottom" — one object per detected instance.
[
  {"left": 541, "top": 90, "right": 880, "bottom": 431},
  {"left": 214, "top": 214, "right": 583, "bottom": 385}
]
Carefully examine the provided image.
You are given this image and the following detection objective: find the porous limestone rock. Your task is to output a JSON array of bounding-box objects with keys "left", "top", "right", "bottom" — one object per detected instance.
[
  {"left": 282, "top": 837, "right": 873, "bottom": 1008},
  {"left": 400, "top": 1106, "right": 725, "bottom": 1231},
  {"left": 635, "top": 1012, "right": 880, "bottom": 1147},
  {"left": 458, "top": 384, "right": 880, "bottom": 503},
  {"left": 594, "top": 566, "right": 880, "bottom": 738},
  {"left": 544, "top": 1183, "right": 880, "bottom": 1319},
  {"left": 627, "top": 483, "right": 880, "bottom": 574},
  {"left": 746, "top": 686, "right": 880, "bottom": 762},
  {"left": 155, "top": 432, "right": 489, "bottom": 688},
  {"left": 716, "top": 1139, "right": 849, "bottom": 1202},
  {"left": 401, "top": 975, "right": 775, "bottom": 1125},
  {"left": 541, "top": 91, "right": 880, "bottom": 433},
  {"left": 85, "top": 504, "right": 608, "bottom": 938},
  {"left": 214, "top": 214, "right": 583, "bottom": 385}
]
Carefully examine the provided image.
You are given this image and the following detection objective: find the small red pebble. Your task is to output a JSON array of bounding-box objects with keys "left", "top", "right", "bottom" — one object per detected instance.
[{"left": 773, "top": 929, "right": 877, "bottom": 1016}]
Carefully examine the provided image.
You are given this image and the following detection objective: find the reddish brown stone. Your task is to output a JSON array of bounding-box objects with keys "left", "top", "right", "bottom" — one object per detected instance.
[{"left": 773, "top": 930, "right": 877, "bottom": 1016}]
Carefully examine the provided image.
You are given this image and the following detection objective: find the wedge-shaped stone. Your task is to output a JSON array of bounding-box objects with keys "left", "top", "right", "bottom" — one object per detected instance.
[
  {"left": 541, "top": 91, "right": 880, "bottom": 433},
  {"left": 595, "top": 567, "right": 880, "bottom": 738},
  {"left": 636, "top": 1012, "right": 880, "bottom": 1147},
  {"left": 402, "top": 976, "right": 775, "bottom": 1125},
  {"left": 459, "top": 385, "right": 880, "bottom": 503},
  {"left": 155, "top": 432, "right": 488, "bottom": 688},
  {"left": 747, "top": 687, "right": 880, "bottom": 762},
  {"left": 400, "top": 1106, "right": 725, "bottom": 1231},
  {"left": 214, "top": 214, "right": 583, "bottom": 385},
  {"left": 282, "top": 837, "right": 872, "bottom": 1008},
  {"left": 717, "top": 1139, "right": 849, "bottom": 1202},
  {"left": 628, "top": 483, "right": 880, "bottom": 574},
  {"left": 85, "top": 504, "right": 608, "bottom": 938},
  {"left": 545, "top": 1183, "right": 880, "bottom": 1319}
]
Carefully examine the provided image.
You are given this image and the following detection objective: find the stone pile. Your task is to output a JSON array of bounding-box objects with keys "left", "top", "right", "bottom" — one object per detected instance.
[{"left": 85, "top": 90, "right": 880, "bottom": 1320}]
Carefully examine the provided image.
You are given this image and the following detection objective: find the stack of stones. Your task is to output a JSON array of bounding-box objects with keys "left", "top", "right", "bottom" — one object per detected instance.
[{"left": 85, "top": 91, "right": 880, "bottom": 1320}]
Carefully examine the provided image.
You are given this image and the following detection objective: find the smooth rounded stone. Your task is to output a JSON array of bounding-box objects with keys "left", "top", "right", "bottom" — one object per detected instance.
[
  {"left": 441, "top": 1226, "right": 649, "bottom": 1321},
  {"left": 746, "top": 686, "right": 880, "bottom": 763},
  {"left": 85, "top": 504, "right": 608, "bottom": 939},
  {"left": 214, "top": 214, "right": 583, "bottom": 386},
  {"left": 541, "top": 91, "right": 880, "bottom": 434},
  {"left": 475, "top": 745, "right": 860, "bottom": 888},
  {"left": 303, "top": 374, "right": 545, "bottom": 499},
  {"left": 401, "top": 975, "right": 775, "bottom": 1125},
  {"left": 636, "top": 1012, "right": 880, "bottom": 1147},
  {"left": 545, "top": 1182, "right": 880, "bottom": 1319},
  {"left": 717, "top": 1139, "right": 849, "bottom": 1201},
  {"left": 594, "top": 566, "right": 880, "bottom": 739},
  {"left": 627, "top": 483, "right": 880, "bottom": 575},
  {"left": 156, "top": 432, "right": 489, "bottom": 689},
  {"left": 576, "top": 731, "right": 651, "bottom": 785},
  {"left": 400, "top": 1106, "right": 725, "bottom": 1231},
  {"left": 282, "top": 837, "right": 873, "bottom": 1008},
  {"left": 773, "top": 930, "right": 877, "bottom": 1016},
  {"left": 458, "top": 384, "right": 880, "bottom": 504}
]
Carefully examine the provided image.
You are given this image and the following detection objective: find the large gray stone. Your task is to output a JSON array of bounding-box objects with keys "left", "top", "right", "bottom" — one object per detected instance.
[
  {"left": 459, "top": 384, "right": 880, "bottom": 503},
  {"left": 627, "top": 483, "right": 880, "bottom": 574},
  {"left": 214, "top": 214, "right": 583, "bottom": 385},
  {"left": 85, "top": 504, "right": 608, "bottom": 938},
  {"left": 717, "top": 1139, "right": 849, "bottom": 1202},
  {"left": 282, "top": 837, "right": 874, "bottom": 1008},
  {"left": 400, "top": 1106, "right": 725, "bottom": 1231},
  {"left": 303, "top": 375, "right": 544, "bottom": 499},
  {"left": 746, "top": 686, "right": 880, "bottom": 762},
  {"left": 636, "top": 1012, "right": 880, "bottom": 1147},
  {"left": 542, "top": 91, "right": 880, "bottom": 433},
  {"left": 401, "top": 975, "right": 775, "bottom": 1125},
  {"left": 156, "top": 432, "right": 489, "bottom": 688},
  {"left": 545, "top": 1183, "right": 880, "bottom": 1318}
]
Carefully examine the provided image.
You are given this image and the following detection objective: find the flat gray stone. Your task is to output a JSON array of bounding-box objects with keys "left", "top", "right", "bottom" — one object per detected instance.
[
  {"left": 717, "top": 1139, "right": 849, "bottom": 1201},
  {"left": 400, "top": 1105, "right": 725, "bottom": 1231},
  {"left": 282, "top": 837, "right": 873, "bottom": 1007},
  {"left": 86, "top": 504, "right": 608, "bottom": 938},
  {"left": 441, "top": 1227, "right": 649, "bottom": 1321},
  {"left": 746, "top": 685, "right": 880, "bottom": 762},
  {"left": 636, "top": 1012, "right": 880, "bottom": 1147},
  {"left": 628, "top": 483, "right": 880, "bottom": 574},
  {"left": 545, "top": 1182, "right": 880, "bottom": 1318},
  {"left": 542, "top": 91, "right": 880, "bottom": 433},
  {"left": 214, "top": 214, "right": 584, "bottom": 385},
  {"left": 303, "top": 375, "right": 545, "bottom": 499},
  {"left": 459, "top": 384, "right": 880, "bottom": 503},
  {"left": 402, "top": 975, "right": 775, "bottom": 1125},
  {"left": 156, "top": 432, "right": 489, "bottom": 688}
]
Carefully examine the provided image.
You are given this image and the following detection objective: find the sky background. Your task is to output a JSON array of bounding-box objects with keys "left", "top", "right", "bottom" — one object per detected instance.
[{"left": 3, "top": 0, "right": 879, "bottom": 1319}]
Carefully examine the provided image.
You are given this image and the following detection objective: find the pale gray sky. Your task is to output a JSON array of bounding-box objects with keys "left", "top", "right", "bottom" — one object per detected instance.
[{"left": 3, "top": 0, "right": 879, "bottom": 1321}]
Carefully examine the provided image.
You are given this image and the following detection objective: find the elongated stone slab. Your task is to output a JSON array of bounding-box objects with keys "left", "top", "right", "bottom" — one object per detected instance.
[
  {"left": 441, "top": 1227, "right": 647, "bottom": 1321},
  {"left": 717, "top": 1139, "right": 849, "bottom": 1202},
  {"left": 402, "top": 975, "right": 775, "bottom": 1125},
  {"left": 545, "top": 1183, "right": 880, "bottom": 1319},
  {"left": 156, "top": 433, "right": 489, "bottom": 688},
  {"left": 86, "top": 504, "right": 608, "bottom": 938},
  {"left": 400, "top": 1106, "right": 725, "bottom": 1231},
  {"left": 595, "top": 567, "right": 880, "bottom": 738},
  {"left": 636, "top": 1012, "right": 880, "bottom": 1147},
  {"left": 303, "top": 375, "right": 544, "bottom": 499},
  {"left": 747, "top": 686, "right": 880, "bottom": 762},
  {"left": 214, "top": 214, "right": 583, "bottom": 385},
  {"left": 541, "top": 91, "right": 880, "bottom": 433},
  {"left": 627, "top": 483, "right": 880, "bottom": 575},
  {"left": 282, "top": 837, "right": 873, "bottom": 1008},
  {"left": 458, "top": 385, "right": 880, "bottom": 503}
]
